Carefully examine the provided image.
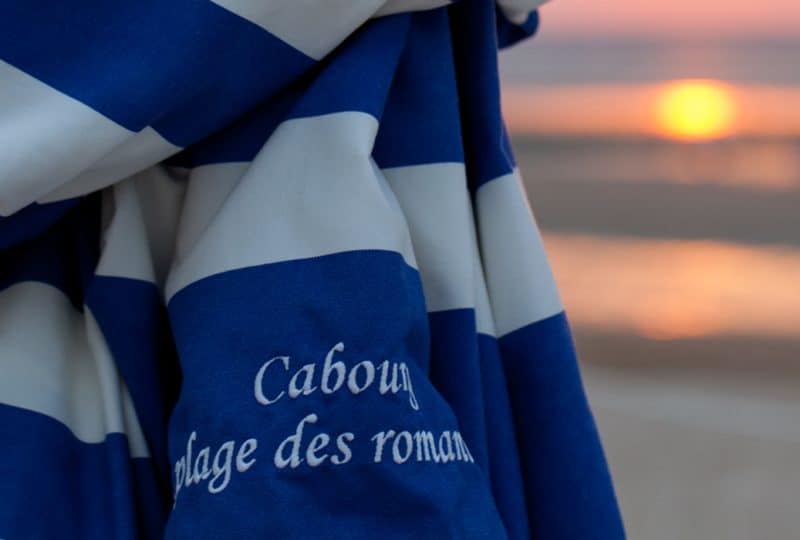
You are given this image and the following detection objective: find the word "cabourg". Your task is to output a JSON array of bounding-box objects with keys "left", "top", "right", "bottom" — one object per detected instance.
[{"left": 254, "top": 342, "right": 420, "bottom": 411}]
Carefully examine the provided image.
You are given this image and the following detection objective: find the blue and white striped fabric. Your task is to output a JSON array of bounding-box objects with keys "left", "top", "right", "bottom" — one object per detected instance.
[{"left": 0, "top": 1, "right": 624, "bottom": 538}]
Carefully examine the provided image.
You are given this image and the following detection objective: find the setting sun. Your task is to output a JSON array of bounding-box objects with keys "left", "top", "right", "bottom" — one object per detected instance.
[{"left": 656, "top": 80, "right": 737, "bottom": 140}]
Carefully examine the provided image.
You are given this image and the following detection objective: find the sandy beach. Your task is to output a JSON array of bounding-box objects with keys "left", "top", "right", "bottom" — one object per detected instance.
[{"left": 583, "top": 362, "right": 800, "bottom": 540}]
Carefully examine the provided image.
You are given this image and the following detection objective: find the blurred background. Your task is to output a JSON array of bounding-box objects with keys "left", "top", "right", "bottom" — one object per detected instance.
[{"left": 500, "top": 1, "right": 800, "bottom": 538}]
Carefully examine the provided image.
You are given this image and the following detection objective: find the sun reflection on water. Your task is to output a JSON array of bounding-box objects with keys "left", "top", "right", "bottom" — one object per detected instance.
[{"left": 544, "top": 233, "right": 800, "bottom": 340}]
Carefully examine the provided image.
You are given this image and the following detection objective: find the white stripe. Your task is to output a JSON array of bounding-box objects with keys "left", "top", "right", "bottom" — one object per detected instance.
[
  {"left": 476, "top": 170, "right": 562, "bottom": 337},
  {"left": 383, "top": 163, "right": 473, "bottom": 313},
  {"left": 0, "top": 61, "right": 127, "bottom": 214},
  {"left": 210, "top": 0, "right": 383, "bottom": 60},
  {"left": 166, "top": 112, "right": 416, "bottom": 299},
  {"left": 470, "top": 209, "right": 498, "bottom": 337},
  {"left": 94, "top": 167, "right": 186, "bottom": 286},
  {"left": 0, "top": 61, "right": 178, "bottom": 214},
  {"left": 496, "top": 0, "right": 549, "bottom": 25},
  {"left": 95, "top": 179, "right": 156, "bottom": 283},
  {"left": 37, "top": 127, "right": 179, "bottom": 205},
  {"left": 0, "top": 282, "right": 149, "bottom": 457},
  {"left": 133, "top": 166, "right": 188, "bottom": 286},
  {"left": 375, "top": 0, "right": 451, "bottom": 16},
  {"left": 173, "top": 162, "right": 249, "bottom": 265},
  {"left": 383, "top": 162, "right": 497, "bottom": 335}
]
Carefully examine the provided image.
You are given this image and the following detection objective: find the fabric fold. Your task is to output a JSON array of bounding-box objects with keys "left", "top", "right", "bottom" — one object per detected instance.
[{"left": 0, "top": 1, "right": 624, "bottom": 538}]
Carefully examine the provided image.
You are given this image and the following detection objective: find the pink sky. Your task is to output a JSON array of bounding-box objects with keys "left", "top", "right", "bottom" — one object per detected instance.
[{"left": 537, "top": 0, "right": 800, "bottom": 40}]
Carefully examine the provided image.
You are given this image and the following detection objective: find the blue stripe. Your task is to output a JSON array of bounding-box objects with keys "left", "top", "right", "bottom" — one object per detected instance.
[
  {"left": 428, "top": 309, "right": 490, "bottom": 471},
  {"left": 0, "top": 405, "right": 166, "bottom": 539},
  {"left": 372, "top": 9, "right": 465, "bottom": 168},
  {"left": 166, "top": 251, "right": 507, "bottom": 538},
  {"left": 0, "top": 204, "right": 178, "bottom": 497},
  {"left": 0, "top": 196, "right": 99, "bottom": 309},
  {"left": 428, "top": 308, "right": 532, "bottom": 540},
  {"left": 86, "top": 276, "right": 181, "bottom": 489},
  {"left": 496, "top": 9, "right": 540, "bottom": 49},
  {"left": 499, "top": 312, "right": 626, "bottom": 539},
  {"left": 0, "top": 199, "right": 79, "bottom": 250},
  {"left": 163, "top": 80, "right": 300, "bottom": 168},
  {"left": 450, "top": 0, "right": 516, "bottom": 189},
  {"left": 0, "top": 0, "right": 314, "bottom": 147},
  {"left": 477, "top": 333, "right": 531, "bottom": 540},
  {"left": 286, "top": 14, "right": 409, "bottom": 124},
  {"left": 168, "top": 13, "right": 410, "bottom": 167}
]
